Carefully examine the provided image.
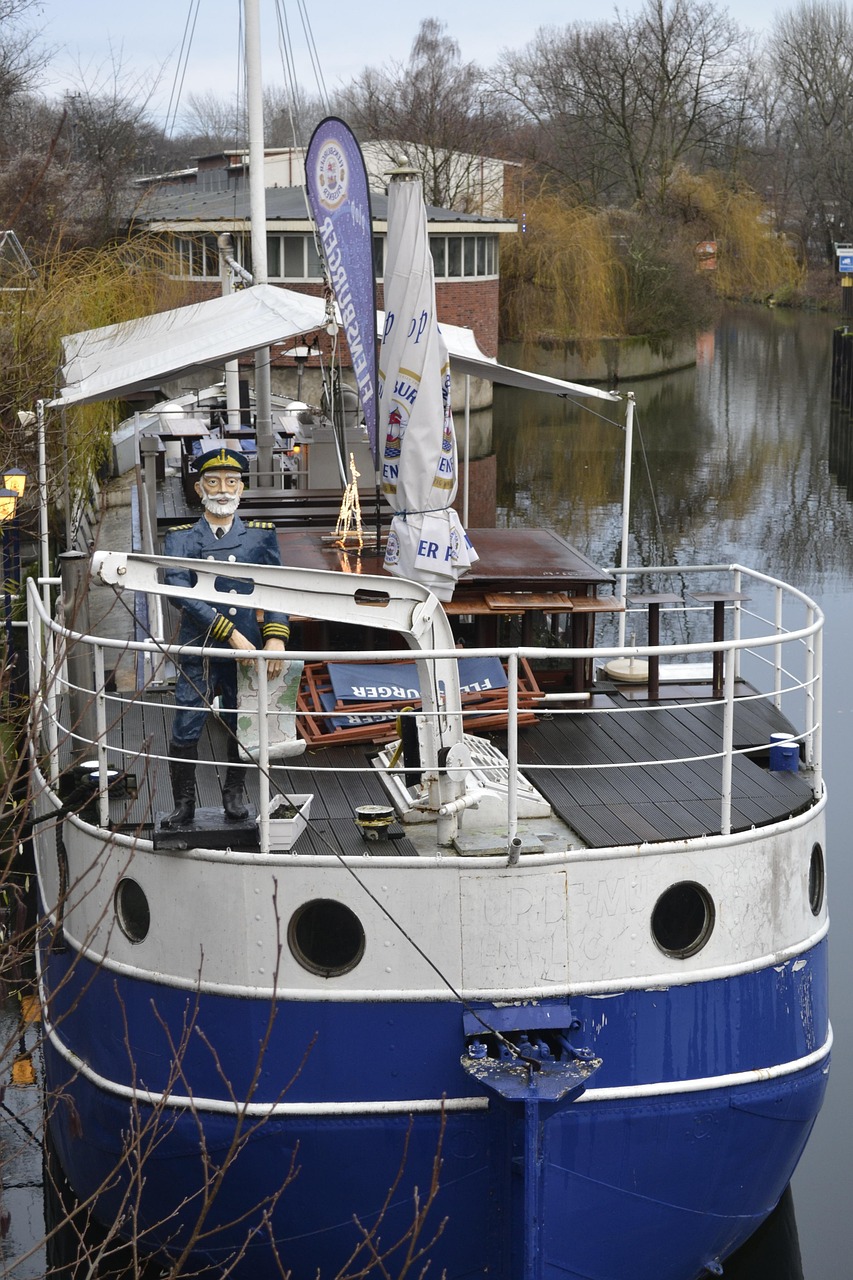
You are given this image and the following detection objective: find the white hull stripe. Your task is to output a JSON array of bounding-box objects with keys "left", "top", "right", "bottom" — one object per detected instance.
[
  {"left": 42, "top": 914, "right": 830, "bottom": 1003},
  {"left": 579, "top": 1028, "right": 832, "bottom": 1103},
  {"left": 40, "top": 991, "right": 832, "bottom": 1118}
]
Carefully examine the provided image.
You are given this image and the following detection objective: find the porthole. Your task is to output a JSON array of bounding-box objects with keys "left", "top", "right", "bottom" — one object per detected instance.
[
  {"left": 115, "top": 878, "right": 150, "bottom": 944},
  {"left": 808, "top": 843, "right": 825, "bottom": 917},
  {"left": 651, "top": 881, "right": 714, "bottom": 958},
  {"left": 288, "top": 899, "right": 365, "bottom": 977}
]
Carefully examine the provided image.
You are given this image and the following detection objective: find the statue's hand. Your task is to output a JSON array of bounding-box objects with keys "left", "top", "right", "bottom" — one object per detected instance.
[
  {"left": 227, "top": 628, "right": 256, "bottom": 665},
  {"left": 263, "top": 638, "right": 286, "bottom": 679}
]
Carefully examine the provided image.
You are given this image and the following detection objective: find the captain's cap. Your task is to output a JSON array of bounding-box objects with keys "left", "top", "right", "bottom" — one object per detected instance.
[{"left": 193, "top": 446, "right": 249, "bottom": 476}]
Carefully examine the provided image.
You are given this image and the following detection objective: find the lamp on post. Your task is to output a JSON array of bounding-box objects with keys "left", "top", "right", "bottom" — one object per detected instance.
[
  {"left": 0, "top": 469, "right": 27, "bottom": 657},
  {"left": 2, "top": 466, "right": 26, "bottom": 591},
  {"left": 285, "top": 342, "right": 317, "bottom": 402},
  {"left": 0, "top": 485, "right": 20, "bottom": 655},
  {"left": 3, "top": 467, "right": 27, "bottom": 502}
]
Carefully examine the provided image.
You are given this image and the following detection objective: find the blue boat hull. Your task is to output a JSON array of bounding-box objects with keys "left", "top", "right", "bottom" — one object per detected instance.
[{"left": 40, "top": 933, "right": 830, "bottom": 1279}]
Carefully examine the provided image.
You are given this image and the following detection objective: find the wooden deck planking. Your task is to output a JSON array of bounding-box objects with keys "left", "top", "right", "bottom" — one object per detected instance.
[
  {"left": 505, "top": 695, "right": 814, "bottom": 845},
  {"left": 515, "top": 721, "right": 715, "bottom": 844},
  {"left": 57, "top": 679, "right": 817, "bottom": 854},
  {"left": 595, "top": 695, "right": 809, "bottom": 813},
  {"left": 91, "top": 695, "right": 419, "bottom": 856}
]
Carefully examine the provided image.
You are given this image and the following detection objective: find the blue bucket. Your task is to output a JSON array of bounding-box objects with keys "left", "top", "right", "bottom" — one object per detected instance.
[{"left": 769, "top": 735, "right": 799, "bottom": 772}]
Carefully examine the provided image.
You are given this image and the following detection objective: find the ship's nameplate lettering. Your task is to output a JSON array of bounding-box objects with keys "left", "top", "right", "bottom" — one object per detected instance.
[
  {"left": 460, "top": 872, "right": 568, "bottom": 987},
  {"left": 567, "top": 872, "right": 646, "bottom": 964}
]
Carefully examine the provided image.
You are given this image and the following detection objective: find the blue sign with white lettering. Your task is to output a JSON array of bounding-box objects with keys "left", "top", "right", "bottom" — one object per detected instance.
[{"left": 839, "top": 254, "right": 853, "bottom": 273}]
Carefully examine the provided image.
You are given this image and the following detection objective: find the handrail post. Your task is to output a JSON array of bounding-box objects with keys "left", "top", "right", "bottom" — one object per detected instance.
[
  {"left": 720, "top": 638, "right": 736, "bottom": 836},
  {"left": 733, "top": 568, "right": 742, "bottom": 683},
  {"left": 507, "top": 651, "right": 519, "bottom": 849},
  {"left": 59, "top": 551, "right": 98, "bottom": 762},
  {"left": 138, "top": 435, "right": 160, "bottom": 557},
  {"left": 802, "top": 604, "right": 814, "bottom": 765},
  {"left": 137, "top": 434, "right": 166, "bottom": 681},
  {"left": 256, "top": 654, "right": 270, "bottom": 852},
  {"left": 44, "top": 614, "right": 60, "bottom": 785},
  {"left": 94, "top": 643, "right": 110, "bottom": 828},
  {"left": 617, "top": 395, "right": 634, "bottom": 649},
  {"left": 27, "top": 577, "right": 58, "bottom": 784},
  {"left": 773, "top": 585, "right": 783, "bottom": 708},
  {"left": 812, "top": 622, "right": 823, "bottom": 795}
]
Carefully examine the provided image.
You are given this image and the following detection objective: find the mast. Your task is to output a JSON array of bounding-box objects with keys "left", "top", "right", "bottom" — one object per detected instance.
[{"left": 244, "top": 0, "right": 274, "bottom": 483}]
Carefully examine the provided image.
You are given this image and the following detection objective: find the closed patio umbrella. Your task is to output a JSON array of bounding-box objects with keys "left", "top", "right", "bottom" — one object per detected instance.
[{"left": 379, "top": 171, "right": 476, "bottom": 601}]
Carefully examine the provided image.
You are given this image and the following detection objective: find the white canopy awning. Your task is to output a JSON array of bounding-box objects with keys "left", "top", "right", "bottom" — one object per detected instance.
[
  {"left": 50, "top": 283, "right": 623, "bottom": 409},
  {"left": 420, "top": 313, "right": 621, "bottom": 404},
  {"left": 49, "top": 284, "right": 329, "bottom": 408},
  {"left": 445, "top": 344, "right": 621, "bottom": 404}
]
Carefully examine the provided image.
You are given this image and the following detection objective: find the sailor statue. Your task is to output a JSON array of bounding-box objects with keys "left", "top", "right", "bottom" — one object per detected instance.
[{"left": 161, "top": 446, "right": 290, "bottom": 828}]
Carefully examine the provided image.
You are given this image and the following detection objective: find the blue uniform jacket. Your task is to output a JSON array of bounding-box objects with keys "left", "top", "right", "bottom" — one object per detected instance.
[{"left": 163, "top": 515, "right": 290, "bottom": 650}]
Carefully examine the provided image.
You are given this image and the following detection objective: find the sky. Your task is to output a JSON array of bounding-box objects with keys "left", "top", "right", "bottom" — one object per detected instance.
[{"left": 32, "top": 0, "right": 789, "bottom": 132}]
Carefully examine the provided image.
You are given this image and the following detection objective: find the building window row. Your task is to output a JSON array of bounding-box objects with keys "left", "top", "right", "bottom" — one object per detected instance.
[{"left": 169, "top": 231, "right": 499, "bottom": 283}]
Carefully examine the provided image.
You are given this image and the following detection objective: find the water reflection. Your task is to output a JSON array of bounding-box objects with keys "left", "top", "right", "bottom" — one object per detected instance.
[
  {"left": 495, "top": 308, "right": 853, "bottom": 593},
  {"left": 495, "top": 304, "right": 849, "bottom": 1279}
]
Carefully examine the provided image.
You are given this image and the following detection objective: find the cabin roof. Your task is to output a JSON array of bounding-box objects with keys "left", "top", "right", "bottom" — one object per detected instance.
[{"left": 132, "top": 183, "right": 514, "bottom": 231}]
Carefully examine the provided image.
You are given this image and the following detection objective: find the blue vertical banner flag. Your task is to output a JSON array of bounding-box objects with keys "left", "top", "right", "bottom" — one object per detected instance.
[{"left": 305, "top": 118, "right": 379, "bottom": 467}]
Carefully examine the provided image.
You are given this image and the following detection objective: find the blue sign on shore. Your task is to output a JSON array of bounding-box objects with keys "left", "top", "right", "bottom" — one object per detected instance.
[{"left": 839, "top": 254, "right": 853, "bottom": 273}]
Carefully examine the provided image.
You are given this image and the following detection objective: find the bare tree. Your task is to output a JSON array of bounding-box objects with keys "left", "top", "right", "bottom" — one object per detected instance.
[
  {"left": 0, "top": 42, "right": 173, "bottom": 250},
  {"left": 493, "top": 0, "right": 756, "bottom": 208},
  {"left": 338, "top": 18, "right": 507, "bottom": 211},
  {"left": 168, "top": 83, "right": 327, "bottom": 160},
  {"left": 178, "top": 89, "right": 246, "bottom": 153},
  {"left": 59, "top": 53, "right": 169, "bottom": 240},
  {"left": 766, "top": 0, "right": 853, "bottom": 259},
  {"left": 264, "top": 83, "right": 329, "bottom": 149},
  {"left": 0, "top": 0, "right": 47, "bottom": 119}
]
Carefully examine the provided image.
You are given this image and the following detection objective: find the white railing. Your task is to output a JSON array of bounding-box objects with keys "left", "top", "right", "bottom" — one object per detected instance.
[{"left": 25, "top": 563, "right": 824, "bottom": 853}]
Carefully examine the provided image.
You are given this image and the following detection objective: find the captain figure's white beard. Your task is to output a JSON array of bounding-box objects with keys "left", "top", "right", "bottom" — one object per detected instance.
[{"left": 202, "top": 493, "right": 240, "bottom": 518}]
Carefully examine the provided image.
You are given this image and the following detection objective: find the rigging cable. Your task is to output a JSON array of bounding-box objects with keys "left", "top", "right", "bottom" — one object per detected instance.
[
  {"left": 272, "top": 0, "right": 354, "bottom": 484},
  {"left": 627, "top": 402, "right": 691, "bottom": 644},
  {"left": 631, "top": 404, "right": 666, "bottom": 559},
  {"left": 273, "top": 0, "right": 330, "bottom": 127},
  {"left": 162, "top": 0, "right": 202, "bottom": 140}
]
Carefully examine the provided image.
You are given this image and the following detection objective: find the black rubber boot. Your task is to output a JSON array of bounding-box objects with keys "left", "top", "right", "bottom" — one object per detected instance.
[
  {"left": 161, "top": 742, "right": 198, "bottom": 828},
  {"left": 222, "top": 766, "right": 248, "bottom": 821}
]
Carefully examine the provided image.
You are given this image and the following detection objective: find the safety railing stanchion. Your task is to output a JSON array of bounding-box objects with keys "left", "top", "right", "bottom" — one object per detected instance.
[
  {"left": 257, "top": 654, "right": 270, "bottom": 853},
  {"left": 721, "top": 639, "right": 736, "bottom": 836},
  {"left": 773, "top": 585, "right": 784, "bottom": 709},
  {"left": 94, "top": 643, "right": 110, "bottom": 828},
  {"left": 507, "top": 651, "right": 519, "bottom": 849}
]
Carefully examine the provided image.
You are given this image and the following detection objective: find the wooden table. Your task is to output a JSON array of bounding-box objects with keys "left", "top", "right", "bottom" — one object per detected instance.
[
  {"left": 271, "top": 528, "right": 620, "bottom": 691},
  {"left": 628, "top": 592, "right": 681, "bottom": 699},
  {"left": 276, "top": 527, "right": 614, "bottom": 594},
  {"left": 689, "top": 590, "right": 751, "bottom": 699}
]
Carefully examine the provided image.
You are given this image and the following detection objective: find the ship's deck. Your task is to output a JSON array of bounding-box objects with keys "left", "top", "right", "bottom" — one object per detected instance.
[
  {"left": 63, "top": 681, "right": 813, "bottom": 855},
  {"left": 59, "top": 479, "right": 817, "bottom": 854}
]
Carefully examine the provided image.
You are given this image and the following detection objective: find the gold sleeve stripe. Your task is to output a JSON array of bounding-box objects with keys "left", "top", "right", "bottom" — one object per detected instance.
[
  {"left": 261, "top": 622, "right": 291, "bottom": 641},
  {"left": 210, "top": 615, "right": 235, "bottom": 641}
]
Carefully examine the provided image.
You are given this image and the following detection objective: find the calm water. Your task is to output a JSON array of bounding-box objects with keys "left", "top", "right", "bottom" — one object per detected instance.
[
  {"left": 494, "top": 305, "right": 851, "bottom": 1278},
  {"left": 1, "top": 305, "right": 849, "bottom": 1276}
]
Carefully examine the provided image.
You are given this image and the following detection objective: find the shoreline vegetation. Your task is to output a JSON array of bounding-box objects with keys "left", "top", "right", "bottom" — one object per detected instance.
[{"left": 499, "top": 175, "right": 841, "bottom": 359}]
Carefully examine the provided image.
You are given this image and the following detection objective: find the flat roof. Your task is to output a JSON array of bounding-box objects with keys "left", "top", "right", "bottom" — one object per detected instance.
[{"left": 132, "top": 184, "right": 515, "bottom": 232}]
